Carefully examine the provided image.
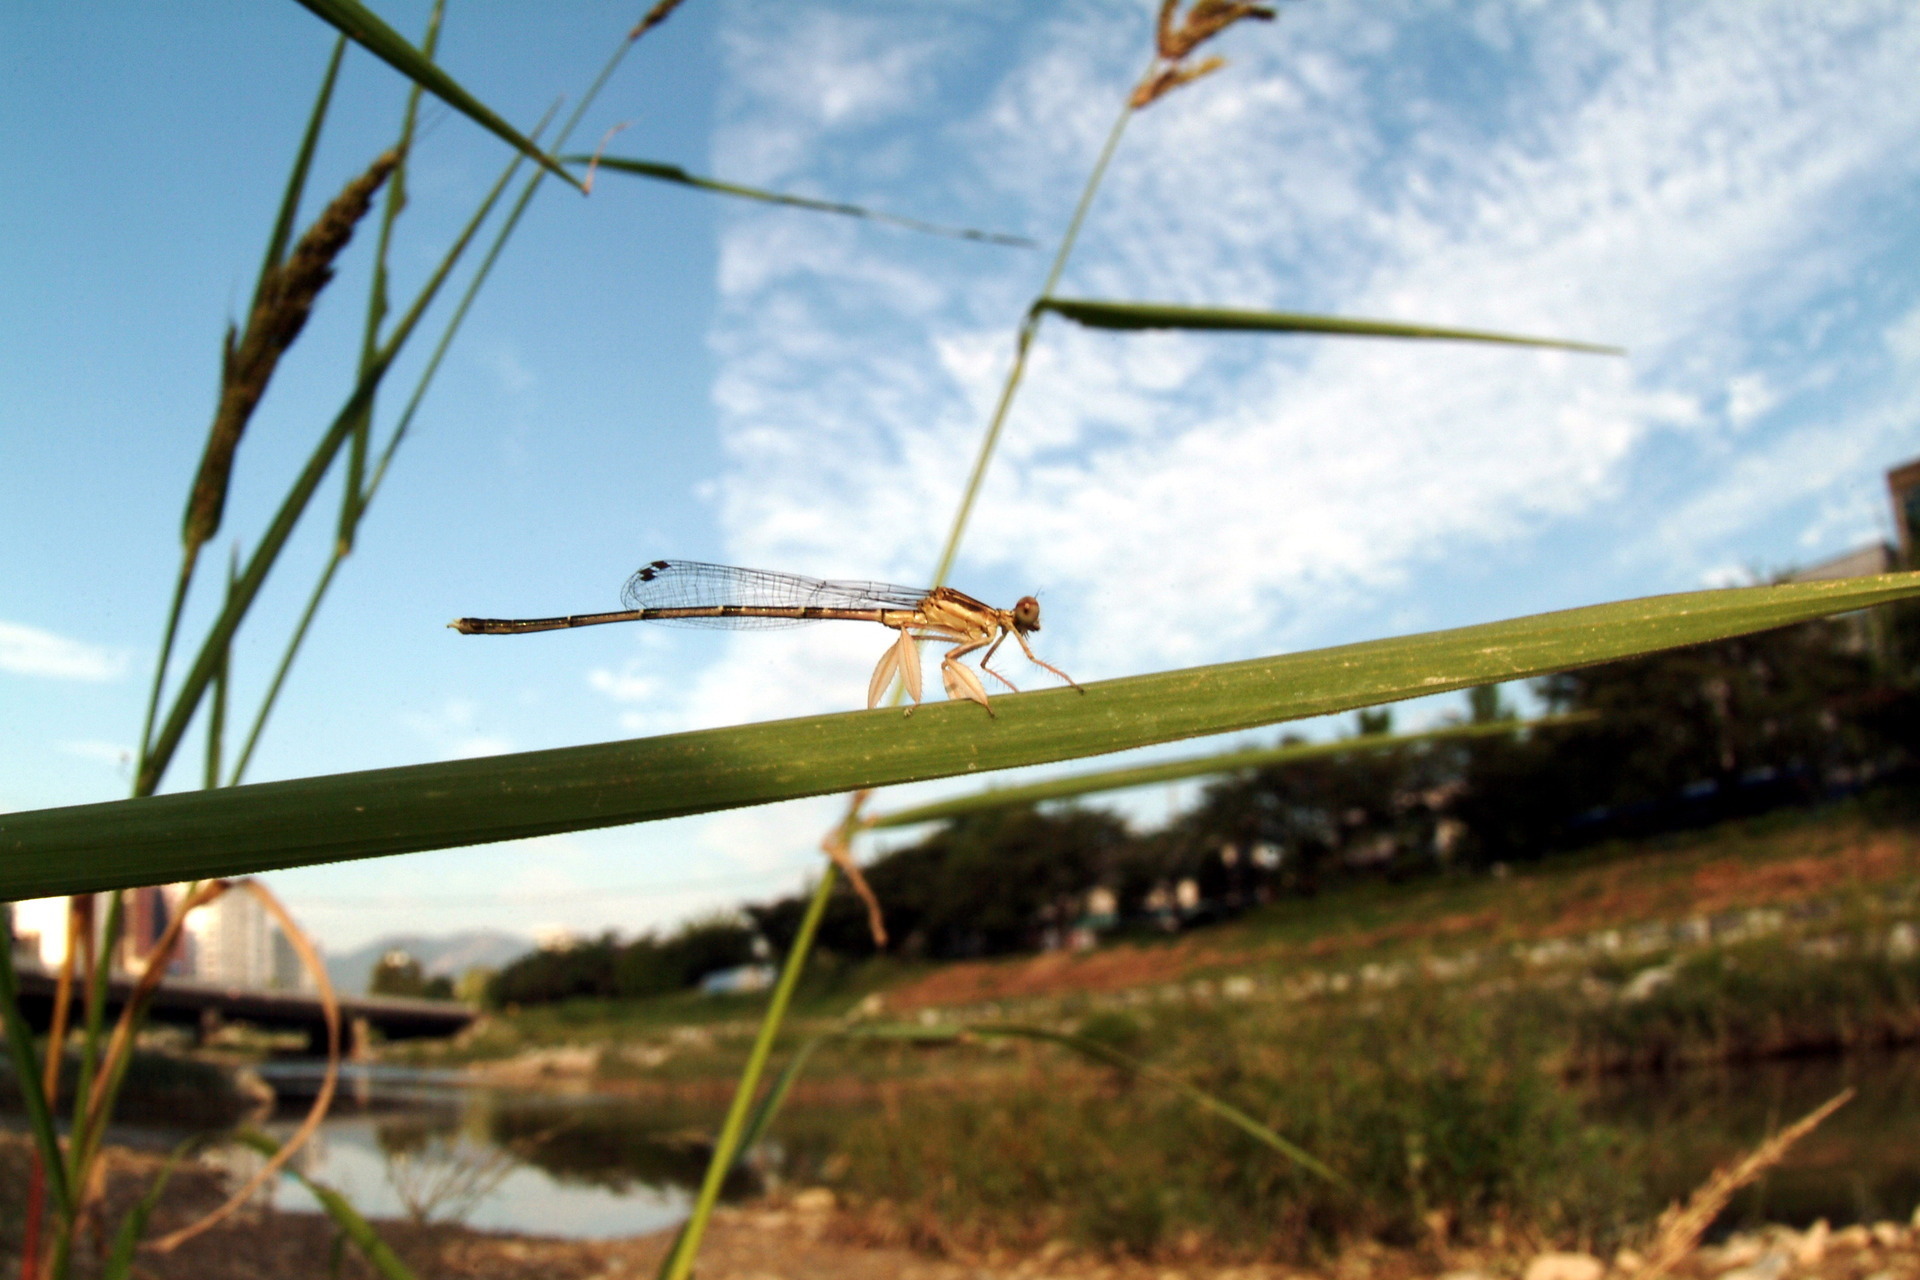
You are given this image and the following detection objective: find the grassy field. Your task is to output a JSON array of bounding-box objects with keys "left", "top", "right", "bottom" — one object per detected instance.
[
  {"left": 430, "top": 791, "right": 1920, "bottom": 1063},
  {"left": 373, "top": 795, "right": 1920, "bottom": 1261}
]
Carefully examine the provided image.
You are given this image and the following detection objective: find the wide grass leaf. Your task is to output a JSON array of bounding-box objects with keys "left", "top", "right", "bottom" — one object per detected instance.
[
  {"left": 865, "top": 713, "right": 1590, "bottom": 829},
  {"left": 232, "top": 1130, "right": 416, "bottom": 1280},
  {"left": 2, "top": 574, "right": 1915, "bottom": 899},
  {"left": 290, "top": 0, "right": 578, "bottom": 191},
  {"left": 1038, "top": 297, "right": 1623, "bottom": 354}
]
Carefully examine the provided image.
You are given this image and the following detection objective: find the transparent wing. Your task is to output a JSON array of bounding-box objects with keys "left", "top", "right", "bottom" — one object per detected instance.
[{"left": 618, "top": 560, "right": 932, "bottom": 630}]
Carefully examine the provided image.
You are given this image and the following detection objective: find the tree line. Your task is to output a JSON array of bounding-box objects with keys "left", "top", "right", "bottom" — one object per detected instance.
[{"left": 490, "top": 605, "right": 1920, "bottom": 1005}]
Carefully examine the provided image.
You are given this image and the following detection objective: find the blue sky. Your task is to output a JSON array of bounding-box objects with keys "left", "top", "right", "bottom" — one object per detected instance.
[{"left": 5, "top": 2, "right": 1919, "bottom": 954}]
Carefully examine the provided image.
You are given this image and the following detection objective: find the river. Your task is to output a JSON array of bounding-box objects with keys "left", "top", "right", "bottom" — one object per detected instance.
[{"left": 15, "top": 1049, "right": 1920, "bottom": 1240}]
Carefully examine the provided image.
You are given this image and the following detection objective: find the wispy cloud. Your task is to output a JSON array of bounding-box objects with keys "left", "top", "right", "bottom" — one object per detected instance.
[
  {"left": 402, "top": 697, "right": 514, "bottom": 761},
  {"left": 0, "top": 621, "right": 129, "bottom": 682},
  {"left": 698, "top": 0, "right": 1920, "bottom": 711},
  {"left": 59, "top": 739, "right": 133, "bottom": 770}
]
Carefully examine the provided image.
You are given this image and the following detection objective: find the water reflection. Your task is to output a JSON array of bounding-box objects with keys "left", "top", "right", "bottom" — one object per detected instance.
[
  {"left": 16, "top": 1050, "right": 1920, "bottom": 1242},
  {"left": 243, "top": 1062, "right": 752, "bottom": 1238}
]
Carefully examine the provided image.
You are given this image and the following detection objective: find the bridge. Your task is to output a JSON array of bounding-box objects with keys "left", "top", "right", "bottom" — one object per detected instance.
[{"left": 10, "top": 964, "right": 476, "bottom": 1055}]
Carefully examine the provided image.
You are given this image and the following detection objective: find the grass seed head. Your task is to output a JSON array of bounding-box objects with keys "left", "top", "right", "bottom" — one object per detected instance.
[
  {"left": 1133, "top": 0, "right": 1275, "bottom": 110},
  {"left": 182, "top": 148, "right": 400, "bottom": 553}
]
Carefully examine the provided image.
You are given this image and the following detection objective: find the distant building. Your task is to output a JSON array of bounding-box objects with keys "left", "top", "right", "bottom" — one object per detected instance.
[
  {"left": 184, "top": 889, "right": 318, "bottom": 991},
  {"left": 1891, "top": 458, "right": 1920, "bottom": 563},
  {"left": 1786, "top": 542, "right": 1894, "bottom": 583},
  {"left": 533, "top": 925, "right": 581, "bottom": 952},
  {"left": 9, "top": 897, "right": 67, "bottom": 970},
  {"left": 10, "top": 885, "right": 193, "bottom": 977},
  {"left": 1775, "top": 457, "right": 1919, "bottom": 657},
  {"left": 123, "top": 884, "right": 188, "bottom": 976},
  {"left": 699, "top": 963, "right": 775, "bottom": 995},
  {"left": 10, "top": 884, "right": 315, "bottom": 990}
]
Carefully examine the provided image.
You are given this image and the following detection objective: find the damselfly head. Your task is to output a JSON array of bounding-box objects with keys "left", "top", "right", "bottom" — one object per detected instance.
[{"left": 1011, "top": 596, "right": 1043, "bottom": 633}]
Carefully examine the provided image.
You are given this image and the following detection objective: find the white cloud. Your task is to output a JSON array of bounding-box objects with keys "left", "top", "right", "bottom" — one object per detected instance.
[
  {"left": 717, "top": 9, "right": 950, "bottom": 186},
  {"left": 587, "top": 666, "right": 660, "bottom": 704},
  {"left": 490, "top": 344, "right": 535, "bottom": 393},
  {"left": 402, "top": 697, "right": 514, "bottom": 761},
  {"left": 1626, "top": 378, "right": 1920, "bottom": 573},
  {"left": 58, "top": 740, "right": 132, "bottom": 768},
  {"left": 1725, "top": 374, "right": 1779, "bottom": 429},
  {"left": 1887, "top": 302, "right": 1920, "bottom": 365},
  {"left": 0, "top": 621, "right": 129, "bottom": 682},
  {"left": 697, "top": 0, "right": 1920, "bottom": 712}
]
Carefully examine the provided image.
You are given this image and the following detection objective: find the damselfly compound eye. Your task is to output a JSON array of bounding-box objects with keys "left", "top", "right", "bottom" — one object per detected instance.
[{"left": 1013, "top": 597, "right": 1042, "bottom": 633}]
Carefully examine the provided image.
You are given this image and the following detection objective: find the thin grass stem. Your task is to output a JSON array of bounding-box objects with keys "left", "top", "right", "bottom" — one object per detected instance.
[
  {"left": 231, "top": 23, "right": 641, "bottom": 780},
  {"left": 660, "top": 860, "right": 842, "bottom": 1280},
  {"left": 136, "top": 111, "right": 550, "bottom": 799},
  {"left": 926, "top": 96, "right": 1136, "bottom": 591},
  {"left": 134, "top": 554, "right": 197, "bottom": 780},
  {"left": 231, "top": 550, "right": 342, "bottom": 786},
  {"left": 339, "top": 3, "right": 442, "bottom": 554},
  {"left": 0, "top": 906, "right": 71, "bottom": 1217}
]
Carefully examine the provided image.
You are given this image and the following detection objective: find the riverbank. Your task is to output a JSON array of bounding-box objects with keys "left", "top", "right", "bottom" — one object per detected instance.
[
  {"left": 6, "top": 1128, "right": 1920, "bottom": 1280},
  {"left": 14, "top": 802, "right": 1920, "bottom": 1271},
  {"left": 407, "top": 799, "right": 1920, "bottom": 1260},
  {"left": 429, "top": 798, "right": 1920, "bottom": 1083}
]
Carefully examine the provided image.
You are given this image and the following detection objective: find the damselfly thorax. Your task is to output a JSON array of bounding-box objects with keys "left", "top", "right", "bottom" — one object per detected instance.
[{"left": 451, "top": 560, "right": 1081, "bottom": 715}]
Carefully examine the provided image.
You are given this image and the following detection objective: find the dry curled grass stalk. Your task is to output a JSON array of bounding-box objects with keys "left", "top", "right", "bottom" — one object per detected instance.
[
  {"left": 182, "top": 147, "right": 400, "bottom": 555},
  {"left": 148, "top": 878, "right": 341, "bottom": 1252},
  {"left": 1132, "top": 0, "right": 1275, "bottom": 109},
  {"left": 823, "top": 790, "right": 888, "bottom": 948},
  {"left": 1638, "top": 1086, "right": 1855, "bottom": 1280}
]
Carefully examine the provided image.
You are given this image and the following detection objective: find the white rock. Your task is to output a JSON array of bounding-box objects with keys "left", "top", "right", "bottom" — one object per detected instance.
[
  {"left": 791, "top": 1187, "right": 837, "bottom": 1214},
  {"left": 1795, "top": 1219, "right": 1830, "bottom": 1266},
  {"left": 1703, "top": 1238, "right": 1764, "bottom": 1270},
  {"left": 1718, "top": 1248, "right": 1790, "bottom": 1280},
  {"left": 1523, "top": 1251, "right": 1604, "bottom": 1280},
  {"left": 1835, "top": 1225, "right": 1873, "bottom": 1250}
]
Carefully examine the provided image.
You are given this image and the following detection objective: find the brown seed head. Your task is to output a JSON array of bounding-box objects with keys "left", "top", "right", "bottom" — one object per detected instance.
[
  {"left": 1134, "top": 0, "right": 1275, "bottom": 110},
  {"left": 182, "top": 148, "right": 400, "bottom": 552}
]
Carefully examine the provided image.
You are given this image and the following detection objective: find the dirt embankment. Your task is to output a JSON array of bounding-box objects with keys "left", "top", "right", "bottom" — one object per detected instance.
[{"left": 879, "top": 825, "right": 1920, "bottom": 1012}]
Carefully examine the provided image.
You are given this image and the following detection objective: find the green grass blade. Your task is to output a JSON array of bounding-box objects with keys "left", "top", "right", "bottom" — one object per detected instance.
[
  {"left": 259, "top": 35, "right": 349, "bottom": 303},
  {"left": 4, "top": 574, "right": 1916, "bottom": 898},
  {"left": 660, "top": 864, "right": 840, "bottom": 1280},
  {"left": 230, "top": 551, "right": 343, "bottom": 786},
  {"left": 924, "top": 100, "right": 1135, "bottom": 592},
  {"left": 101, "top": 1138, "right": 200, "bottom": 1280},
  {"left": 203, "top": 555, "right": 235, "bottom": 791},
  {"left": 573, "top": 155, "right": 1036, "bottom": 247},
  {"left": 139, "top": 39, "right": 345, "bottom": 777},
  {"left": 289, "top": 0, "right": 579, "bottom": 191},
  {"left": 337, "top": 1, "right": 439, "bottom": 557},
  {"left": 0, "top": 906, "right": 72, "bottom": 1216},
  {"left": 733, "top": 1029, "right": 834, "bottom": 1160},
  {"left": 234, "top": 25, "right": 641, "bottom": 785},
  {"left": 135, "top": 109, "right": 550, "bottom": 799},
  {"left": 865, "top": 713, "right": 1593, "bottom": 829},
  {"left": 1037, "top": 297, "right": 1624, "bottom": 354},
  {"left": 232, "top": 1130, "right": 417, "bottom": 1280}
]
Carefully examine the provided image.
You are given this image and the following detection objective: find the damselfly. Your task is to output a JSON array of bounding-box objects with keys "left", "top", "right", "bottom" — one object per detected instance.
[{"left": 451, "top": 559, "right": 1082, "bottom": 715}]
